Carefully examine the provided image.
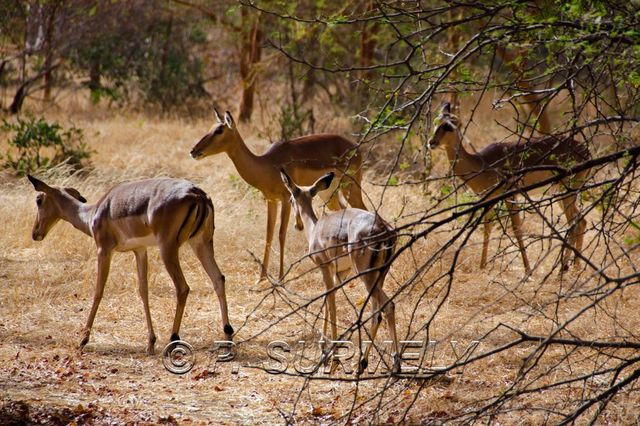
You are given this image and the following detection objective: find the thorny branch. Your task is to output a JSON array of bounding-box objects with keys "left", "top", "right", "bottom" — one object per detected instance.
[{"left": 236, "top": 1, "right": 640, "bottom": 423}]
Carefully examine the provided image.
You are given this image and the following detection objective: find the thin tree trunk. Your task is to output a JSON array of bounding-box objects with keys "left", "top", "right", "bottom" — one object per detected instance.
[
  {"left": 160, "top": 14, "right": 174, "bottom": 111},
  {"left": 42, "top": 2, "right": 58, "bottom": 104},
  {"left": 238, "top": 9, "right": 262, "bottom": 122},
  {"left": 88, "top": 60, "right": 100, "bottom": 92},
  {"left": 357, "top": 0, "right": 377, "bottom": 100},
  {"left": 9, "top": 63, "right": 60, "bottom": 114},
  {"left": 446, "top": 8, "right": 463, "bottom": 114}
]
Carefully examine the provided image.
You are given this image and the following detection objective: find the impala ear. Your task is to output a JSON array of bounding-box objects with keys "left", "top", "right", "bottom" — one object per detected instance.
[
  {"left": 280, "top": 168, "right": 298, "bottom": 196},
  {"left": 224, "top": 111, "right": 235, "bottom": 128},
  {"left": 64, "top": 187, "right": 87, "bottom": 203},
  {"left": 440, "top": 102, "right": 451, "bottom": 115},
  {"left": 440, "top": 121, "right": 455, "bottom": 132},
  {"left": 27, "top": 175, "right": 52, "bottom": 193},
  {"left": 310, "top": 172, "right": 335, "bottom": 197},
  {"left": 213, "top": 106, "right": 223, "bottom": 122}
]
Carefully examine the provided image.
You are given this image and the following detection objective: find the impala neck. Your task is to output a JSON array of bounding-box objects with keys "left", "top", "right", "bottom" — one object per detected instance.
[
  {"left": 56, "top": 193, "right": 95, "bottom": 237},
  {"left": 226, "top": 133, "right": 274, "bottom": 190},
  {"left": 299, "top": 204, "right": 318, "bottom": 243},
  {"left": 443, "top": 129, "right": 482, "bottom": 178}
]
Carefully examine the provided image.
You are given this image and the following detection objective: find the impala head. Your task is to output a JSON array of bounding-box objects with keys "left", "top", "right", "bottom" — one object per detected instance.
[
  {"left": 426, "top": 102, "right": 460, "bottom": 149},
  {"left": 190, "top": 107, "right": 239, "bottom": 159},
  {"left": 280, "top": 169, "right": 334, "bottom": 231},
  {"left": 27, "top": 175, "right": 87, "bottom": 241}
]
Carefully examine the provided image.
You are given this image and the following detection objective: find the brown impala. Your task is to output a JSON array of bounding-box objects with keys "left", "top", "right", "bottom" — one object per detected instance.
[
  {"left": 427, "top": 103, "right": 591, "bottom": 273},
  {"left": 28, "top": 175, "right": 233, "bottom": 354},
  {"left": 191, "top": 108, "right": 366, "bottom": 283}
]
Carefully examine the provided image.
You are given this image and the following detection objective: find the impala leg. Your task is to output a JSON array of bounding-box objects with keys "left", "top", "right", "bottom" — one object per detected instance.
[
  {"left": 574, "top": 217, "right": 586, "bottom": 268},
  {"left": 383, "top": 291, "right": 400, "bottom": 373},
  {"left": 360, "top": 269, "right": 399, "bottom": 374},
  {"left": 160, "top": 244, "right": 190, "bottom": 342},
  {"left": 134, "top": 249, "right": 156, "bottom": 355},
  {"left": 257, "top": 200, "right": 277, "bottom": 284},
  {"left": 344, "top": 169, "right": 367, "bottom": 210},
  {"left": 480, "top": 208, "right": 494, "bottom": 269},
  {"left": 359, "top": 294, "right": 381, "bottom": 374},
  {"left": 278, "top": 200, "right": 290, "bottom": 281},
  {"left": 318, "top": 176, "right": 342, "bottom": 210},
  {"left": 560, "top": 193, "right": 586, "bottom": 269},
  {"left": 190, "top": 237, "right": 233, "bottom": 340},
  {"left": 319, "top": 265, "right": 337, "bottom": 343},
  {"left": 324, "top": 192, "right": 342, "bottom": 211},
  {"left": 80, "top": 248, "right": 112, "bottom": 351},
  {"left": 507, "top": 200, "right": 531, "bottom": 275},
  {"left": 319, "top": 265, "right": 339, "bottom": 372}
]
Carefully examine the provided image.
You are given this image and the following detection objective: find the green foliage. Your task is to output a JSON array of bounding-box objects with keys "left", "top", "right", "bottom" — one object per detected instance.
[
  {"left": 624, "top": 220, "right": 640, "bottom": 247},
  {"left": 278, "top": 105, "right": 313, "bottom": 141},
  {"left": 66, "top": 3, "right": 209, "bottom": 110},
  {"left": 440, "top": 183, "right": 453, "bottom": 197},
  {"left": 594, "top": 182, "right": 616, "bottom": 214},
  {"left": 1, "top": 117, "right": 91, "bottom": 176}
]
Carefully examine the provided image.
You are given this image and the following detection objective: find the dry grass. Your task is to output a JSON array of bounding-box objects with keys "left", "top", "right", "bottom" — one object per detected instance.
[{"left": 1, "top": 95, "right": 639, "bottom": 424}]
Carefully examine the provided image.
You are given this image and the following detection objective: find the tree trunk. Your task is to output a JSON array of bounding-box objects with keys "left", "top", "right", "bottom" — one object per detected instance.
[
  {"left": 9, "top": 63, "right": 59, "bottom": 114},
  {"left": 238, "top": 9, "right": 262, "bottom": 122},
  {"left": 42, "top": 2, "right": 59, "bottom": 104},
  {"left": 357, "top": 0, "right": 378, "bottom": 99},
  {"left": 160, "top": 14, "right": 174, "bottom": 111},
  {"left": 446, "top": 9, "right": 463, "bottom": 114},
  {"left": 88, "top": 59, "right": 100, "bottom": 92}
]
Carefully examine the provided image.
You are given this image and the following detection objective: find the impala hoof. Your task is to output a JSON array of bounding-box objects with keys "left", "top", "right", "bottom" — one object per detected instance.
[
  {"left": 79, "top": 335, "right": 89, "bottom": 349},
  {"left": 170, "top": 333, "right": 180, "bottom": 342},
  {"left": 391, "top": 354, "right": 401, "bottom": 374},
  {"left": 250, "top": 275, "right": 270, "bottom": 292},
  {"left": 224, "top": 324, "right": 234, "bottom": 338},
  {"left": 146, "top": 338, "right": 156, "bottom": 355},
  {"left": 358, "top": 358, "right": 368, "bottom": 375}
]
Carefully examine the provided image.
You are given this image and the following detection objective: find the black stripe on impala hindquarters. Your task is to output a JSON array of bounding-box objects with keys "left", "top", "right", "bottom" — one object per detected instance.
[
  {"left": 189, "top": 198, "right": 208, "bottom": 239},
  {"left": 177, "top": 202, "right": 198, "bottom": 243}
]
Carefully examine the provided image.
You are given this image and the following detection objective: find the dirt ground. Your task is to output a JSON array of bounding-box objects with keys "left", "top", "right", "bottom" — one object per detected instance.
[{"left": 1, "top": 99, "right": 639, "bottom": 424}]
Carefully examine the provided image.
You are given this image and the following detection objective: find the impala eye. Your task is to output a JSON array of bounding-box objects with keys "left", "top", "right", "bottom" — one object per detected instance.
[{"left": 214, "top": 126, "right": 224, "bottom": 135}]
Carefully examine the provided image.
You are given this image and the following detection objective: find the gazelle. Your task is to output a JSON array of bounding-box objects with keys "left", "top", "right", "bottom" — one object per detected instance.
[
  {"left": 427, "top": 103, "right": 591, "bottom": 273},
  {"left": 28, "top": 175, "right": 233, "bottom": 354},
  {"left": 190, "top": 108, "right": 366, "bottom": 284},
  {"left": 280, "top": 169, "right": 399, "bottom": 373}
]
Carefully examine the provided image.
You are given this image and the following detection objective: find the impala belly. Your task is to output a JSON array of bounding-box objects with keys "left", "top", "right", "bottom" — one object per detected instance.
[
  {"left": 116, "top": 234, "right": 158, "bottom": 251},
  {"left": 110, "top": 215, "right": 158, "bottom": 251},
  {"left": 335, "top": 253, "right": 352, "bottom": 274}
]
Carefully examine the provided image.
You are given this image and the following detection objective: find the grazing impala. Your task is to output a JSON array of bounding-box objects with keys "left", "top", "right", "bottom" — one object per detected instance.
[
  {"left": 28, "top": 175, "right": 233, "bottom": 354},
  {"left": 427, "top": 103, "right": 591, "bottom": 273},
  {"left": 191, "top": 108, "right": 366, "bottom": 283},
  {"left": 280, "top": 170, "right": 399, "bottom": 373}
]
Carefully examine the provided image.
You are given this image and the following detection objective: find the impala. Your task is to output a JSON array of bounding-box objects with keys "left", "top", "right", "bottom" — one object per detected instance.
[
  {"left": 280, "top": 169, "right": 399, "bottom": 373},
  {"left": 190, "top": 108, "right": 366, "bottom": 284},
  {"left": 28, "top": 175, "right": 233, "bottom": 354},
  {"left": 427, "top": 103, "right": 591, "bottom": 273}
]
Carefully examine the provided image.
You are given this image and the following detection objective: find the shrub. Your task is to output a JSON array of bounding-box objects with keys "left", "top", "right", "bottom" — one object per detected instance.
[{"left": 1, "top": 116, "right": 92, "bottom": 176}]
